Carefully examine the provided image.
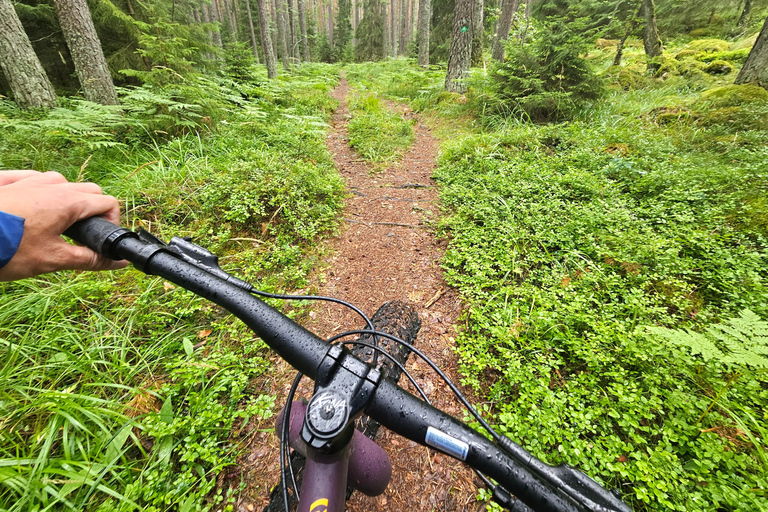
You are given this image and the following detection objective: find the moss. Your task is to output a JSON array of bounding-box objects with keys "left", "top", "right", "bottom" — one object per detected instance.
[
  {"left": 677, "top": 60, "right": 707, "bottom": 79},
  {"left": 700, "top": 84, "right": 768, "bottom": 107},
  {"left": 685, "top": 38, "right": 731, "bottom": 53},
  {"left": 703, "top": 60, "right": 733, "bottom": 75},
  {"left": 435, "top": 91, "right": 463, "bottom": 104},
  {"left": 651, "top": 55, "right": 679, "bottom": 78},
  {"left": 696, "top": 48, "right": 751, "bottom": 65},
  {"left": 688, "top": 28, "right": 710, "bottom": 38},
  {"left": 616, "top": 67, "right": 650, "bottom": 90},
  {"left": 675, "top": 49, "right": 701, "bottom": 61},
  {"left": 595, "top": 38, "right": 619, "bottom": 48},
  {"left": 648, "top": 106, "right": 695, "bottom": 125}
]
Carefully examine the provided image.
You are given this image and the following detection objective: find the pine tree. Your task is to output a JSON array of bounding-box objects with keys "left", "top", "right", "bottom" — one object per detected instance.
[
  {"left": 53, "top": 0, "right": 119, "bottom": 105},
  {"left": 0, "top": 0, "right": 57, "bottom": 108},
  {"left": 735, "top": 15, "right": 768, "bottom": 88},
  {"left": 257, "top": 0, "right": 278, "bottom": 76},
  {"left": 417, "top": 0, "right": 430, "bottom": 66},
  {"left": 491, "top": 0, "right": 519, "bottom": 62},
  {"left": 641, "top": 0, "right": 662, "bottom": 73},
  {"left": 444, "top": 0, "right": 473, "bottom": 92}
]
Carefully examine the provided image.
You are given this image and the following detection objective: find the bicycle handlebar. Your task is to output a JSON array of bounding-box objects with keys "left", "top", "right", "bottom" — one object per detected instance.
[{"left": 64, "top": 218, "right": 631, "bottom": 512}]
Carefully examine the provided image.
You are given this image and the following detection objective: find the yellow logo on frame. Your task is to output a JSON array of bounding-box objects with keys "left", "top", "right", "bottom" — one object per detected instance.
[{"left": 310, "top": 498, "right": 329, "bottom": 512}]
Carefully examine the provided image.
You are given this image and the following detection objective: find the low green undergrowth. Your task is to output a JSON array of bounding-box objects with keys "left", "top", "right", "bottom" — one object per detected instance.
[
  {"left": 348, "top": 46, "right": 768, "bottom": 511},
  {"left": 0, "top": 64, "right": 343, "bottom": 511},
  {"left": 346, "top": 92, "right": 414, "bottom": 163}
]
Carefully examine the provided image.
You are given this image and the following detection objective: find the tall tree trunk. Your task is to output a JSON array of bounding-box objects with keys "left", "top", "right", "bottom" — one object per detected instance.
[
  {"left": 209, "top": 2, "right": 225, "bottom": 48},
  {"left": 444, "top": 0, "right": 473, "bottom": 93},
  {"left": 736, "top": 15, "right": 768, "bottom": 88},
  {"left": 278, "top": 0, "right": 291, "bottom": 69},
  {"left": 271, "top": 0, "right": 279, "bottom": 59},
  {"left": 641, "top": 0, "right": 662, "bottom": 73},
  {"left": 257, "top": 0, "right": 278, "bottom": 76},
  {"left": 613, "top": 7, "right": 639, "bottom": 67},
  {"left": 519, "top": 0, "right": 530, "bottom": 42},
  {"left": 0, "top": 0, "right": 57, "bottom": 108},
  {"left": 328, "top": 2, "right": 334, "bottom": 47},
  {"left": 738, "top": 0, "right": 752, "bottom": 28},
  {"left": 399, "top": 0, "right": 407, "bottom": 54},
  {"left": 471, "top": 0, "right": 483, "bottom": 65},
  {"left": 491, "top": 0, "right": 518, "bottom": 62},
  {"left": 220, "top": 0, "right": 236, "bottom": 41},
  {"left": 52, "top": 0, "right": 118, "bottom": 105},
  {"left": 245, "top": 0, "right": 260, "bottom": 62},
  {"left": 383, "top": 0, "right": 389, "bottom": 57},
  {"left": 289, "top": 0, "right": 298, "bottom": 63},
  {"left": 417, "top": 0, "right": 430, "bottom": 67},
  {"left": 193, "top": 8, "right": 202, "bottom": 22},
  {"left": 353, "top": 0, "right": 359, "bottom": 47},
  {"left": 390, "top": 0, "right": 397, "bottom": 56},
  {"left": 298, "top": 0, "right": 310, "bottom": 61}
]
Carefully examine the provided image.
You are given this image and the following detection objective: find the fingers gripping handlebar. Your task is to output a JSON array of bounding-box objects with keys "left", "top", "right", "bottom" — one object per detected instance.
[{"left": 65, "top": 218, "right": 632, "bottom": 512}]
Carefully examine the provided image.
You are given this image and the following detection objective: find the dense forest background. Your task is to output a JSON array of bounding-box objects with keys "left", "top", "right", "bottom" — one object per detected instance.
[{"left": 1, "top": 0, "right": 768, "bottom": 511}]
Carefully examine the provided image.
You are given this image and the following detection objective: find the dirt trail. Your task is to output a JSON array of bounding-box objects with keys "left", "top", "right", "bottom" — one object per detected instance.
[{"left": 238, "top": 74, "right": 480, "bottom": 512}]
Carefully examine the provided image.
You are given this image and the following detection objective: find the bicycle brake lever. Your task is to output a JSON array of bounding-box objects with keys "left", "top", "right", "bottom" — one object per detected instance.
[{"left": 136, "top": 229, "right": 253, "bottom": 292}]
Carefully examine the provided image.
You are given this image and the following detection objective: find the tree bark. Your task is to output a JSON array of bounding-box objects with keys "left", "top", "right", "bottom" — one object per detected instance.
[
  {"left": 444, "top": 0, "right": 473, "bottom": 93},
  {"left": 245, "top": 0, "right": 261, "bottom": 62},
  {"left": 641, "top": 0, "right": 662, "bottom": 73},
  {"left": 289, "top": 0, "right": 299, "bottom": 63},
  {"left": 399, "top": 0, "right": 408, "bottom": 54},
  {"left": 736, "top": 15, "right": 768, "bottom": 88},
  {"left": 613, "top": 7, "right": 639, "bottom": 67},
  {"left": 271, "top": 0, "right": 279, "bottom": 59},
  {"left": 390, "top": 0, "right": 397, "bottom": 56},
  {"left": 257, "top": 0, "right": 278, "bottom": 77},
  {"left": 738, "top": 0, "right": 752, "bottom": 28},
  {"left": 328, "top": 1, "right": 334, "bottom": 48},
  {"left": 278, "top": 0, "right": 291, "bottom": 69},
  {"left": 417, "top": 0, "right": 430, "bottom": 67},
  {"left": 298, "top": 0, "right": 310, "bottom": 61},
  {"left": 471, "top": 0, "right": 483, "bottom": 65},
  {"left": 52, "top": 0, "right": 118, "bottom": 105},
  {"left": 0, "top": 0, "right": 58, "bottom": 108},
  {"left": 383, "top": 0, "right": 389, "bottom": 57},
  {"left": 491, "top": 0, "right": 518, "bottom": 62}
]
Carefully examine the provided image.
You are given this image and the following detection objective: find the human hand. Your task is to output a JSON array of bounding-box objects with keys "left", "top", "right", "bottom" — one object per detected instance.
[{"left": 0, "top": 170, "right": 128, "bottom": 281}]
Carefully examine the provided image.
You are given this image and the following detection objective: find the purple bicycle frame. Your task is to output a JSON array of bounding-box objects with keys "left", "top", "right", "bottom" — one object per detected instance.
[{"left": 276, "top": 401, "right": 393, "bottom": 512}]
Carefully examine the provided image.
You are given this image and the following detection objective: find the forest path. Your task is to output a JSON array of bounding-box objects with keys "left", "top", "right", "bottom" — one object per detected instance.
[
  {"left": 238, "top": 74, "right": 479, "bottom": 512},
  {"left": 299, "top": 73, "right": 479, "bottom": 512}
]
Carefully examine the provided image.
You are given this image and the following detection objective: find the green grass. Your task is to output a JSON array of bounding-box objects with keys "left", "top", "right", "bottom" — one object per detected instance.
[
  {"left": 0, "top": 63, "right": 344, "bottom": 511},
  {"left": 349, "top": 43, "right": 768, "bottom": 512},
  {"left": 346, "top": 92, "right": 414, "bottom": 164}
]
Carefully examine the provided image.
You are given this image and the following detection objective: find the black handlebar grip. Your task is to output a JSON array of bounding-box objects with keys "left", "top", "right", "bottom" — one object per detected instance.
[{"left": 63, "top": 217, "right": 138, "bottom": 260}]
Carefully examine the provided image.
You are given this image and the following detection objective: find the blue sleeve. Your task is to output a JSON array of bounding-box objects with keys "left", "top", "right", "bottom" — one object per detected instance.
[{"left": 0, "top": 211, "right": 25, "bottom": 269}]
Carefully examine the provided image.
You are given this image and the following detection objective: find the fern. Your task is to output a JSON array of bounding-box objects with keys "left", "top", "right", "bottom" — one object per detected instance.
[{"left": 647, "top": 309, "right": 768, "bottom": 371}]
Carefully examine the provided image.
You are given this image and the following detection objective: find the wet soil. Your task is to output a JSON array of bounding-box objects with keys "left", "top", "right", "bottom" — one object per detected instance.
[{"left": 235, "top": 74, "right": 481, "bottom": 512}]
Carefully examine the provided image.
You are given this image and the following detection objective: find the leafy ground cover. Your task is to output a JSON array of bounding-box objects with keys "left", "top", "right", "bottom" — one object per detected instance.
[
  {"left": 343, "top": 83, "right": 414, "bottom": 164},
  {"left": 0, "top": 63, "right": 343, "bottom": 511},
  {"left": 345, "top": 36, "right": 768, "bottom": 511}
]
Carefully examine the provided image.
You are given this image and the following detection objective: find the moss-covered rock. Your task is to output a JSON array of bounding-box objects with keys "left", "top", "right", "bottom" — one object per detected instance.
[
  {"left": 700, "top": 84, "right": 768, "bottom": 107},
  {"left": 703, "top": 60, "right": 733, "bottom": 75},
  {"left": 649, "top": 106, "right": 695, "bottom": 124},
  {"left": 677, "top": 60, "right": 707, "bottom": 79},
  {"left": 651, "top": 56, "right": 679, "bottom": 78},
  {"left": 696, "top": 48, "right": 751, "bottom": 65},
  {"left": 688, "top": 28, "right": 710, "bottom": 38},
  {"left": 675, "top": 49, "right": 701, "bottom": 61},
  {"left": 595, "top": 38, "right": 619, "bottom": 48},
  {"left": 616, "top": 67, "right": 650, "bottom": 90},
  {"left": 685, "top": 38, "right": 731, "bottom": 53},
  {"left": 694, "top": 85, "right": 768, "bottom": 131}
]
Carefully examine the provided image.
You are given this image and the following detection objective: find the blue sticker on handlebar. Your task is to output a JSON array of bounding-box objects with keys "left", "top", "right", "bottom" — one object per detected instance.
[{"left": 425, "top": 427, "right": 469, "bottom": 461}]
